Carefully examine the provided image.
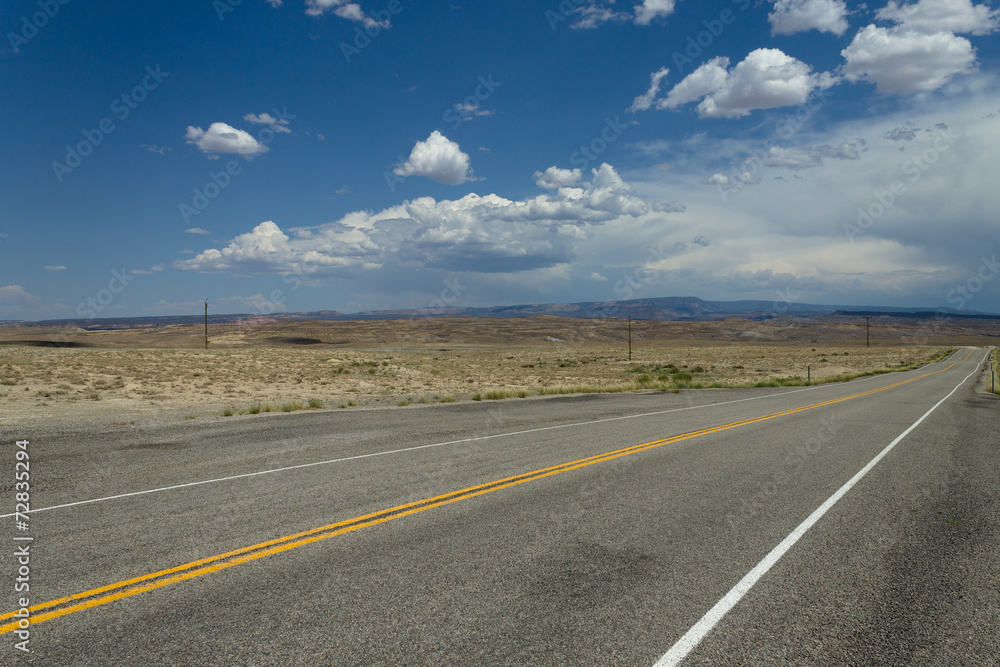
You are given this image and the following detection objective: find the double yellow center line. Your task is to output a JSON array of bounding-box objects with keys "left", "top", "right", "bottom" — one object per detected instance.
[{"left": 0, "top": 351, "right": 972, "bottom": 634}]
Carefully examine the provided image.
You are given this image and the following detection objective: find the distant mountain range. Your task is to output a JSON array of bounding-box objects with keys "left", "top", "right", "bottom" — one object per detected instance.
[{"left": 5, "top": 296, "right": 999, "bottom": 330}]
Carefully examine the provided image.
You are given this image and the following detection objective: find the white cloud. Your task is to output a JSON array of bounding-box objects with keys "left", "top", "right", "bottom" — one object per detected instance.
[
  {"left": 764, "top": 146, "right": 826, "bottom": 169},
  {"left": 654, "top": 49, "right": 836, "bottom": 118},
  {"left": 614, "top": 92, "right": 1000, "bottom": 310},
  {"left": 243, "top": 112, "right": 291, "bottom": 133},
  {"left": 0, "top": 285, "right": 39, "bottom": 306},
  {"left": 453, "top": 102, "right": 494, "bottom": 122},
  {"left": 876, "top": 0, "right": 1000, "bottom": 36},
  {"left": 185, "top": 122, "right": 268, "bottom": 157},
  {"left": 305, "top": 0, "right": 386, "bottom": 27},
  {"left": 265, "top": 0, "right": 283, "bottom": 7},
  {"left": 634, "top": 0, "right": 676, "bottom": 25},
  {"left": 42, "top": 265, "right": 66, "bottom": 271},
  {"left": 185, "top": 227, "right": 211, "bottom": 235},
  {"left": 629, "top": 67, "right": 670, "bottom": 112},
  {"left": 841, "top": 25, "right": 976, "bottom": 93},
  {"left": 768, "top": 0, "right": 849, "bottom": 36},
  {"left": 394, "top": 131, "right": 475, "bottom": 185},
  {"left": 569, "top": 0, "right": 675, "bottom": 28},
  {"left": 660, "top": 57, "right": 731, "bottom": 110},
  {"left": 652, "top": 201, "right": 686, "bottom": 213},
  {"left": 571, "top": 5, "right": 629, "bottom": 29},
  {"left": 533, "top": 166, "right": 583, "bottom": 189},
  {"left": 176, "top": 164, "right": 653, "bottom": 276},
  {"left": 883, "top": 122, "right": 919, "bottom": 141},
  {"left": 840, "top": 0, "right": 994, "bottom": 94}
]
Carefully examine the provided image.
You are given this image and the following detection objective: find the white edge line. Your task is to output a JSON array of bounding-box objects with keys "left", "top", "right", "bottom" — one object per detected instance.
[
  {"left": 5, "top": 350, "right": 965, "bottom": 519},
  {"left": 652, "top": 349, "right": 987, "bottom": 667}
]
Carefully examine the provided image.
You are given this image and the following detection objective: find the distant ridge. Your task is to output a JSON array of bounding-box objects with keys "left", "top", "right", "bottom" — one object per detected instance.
[{"left": 5, "top": 296, "right": 998, "bottom": 329}]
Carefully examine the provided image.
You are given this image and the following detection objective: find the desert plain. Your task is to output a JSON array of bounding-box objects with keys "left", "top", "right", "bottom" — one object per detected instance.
[{"left": 1, "top": 314, "right": 996, "bottom": 428}]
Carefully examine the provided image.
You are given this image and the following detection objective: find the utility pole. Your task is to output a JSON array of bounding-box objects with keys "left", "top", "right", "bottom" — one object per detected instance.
[
  {"left": 204, "top": 299, "right": 209, "bottom": 350},
  {"left": 628, "top": 316, "right": 632, "bottom": 362},
  {"left": 864, "top": 315, "right": 872, "bottom": 348}
]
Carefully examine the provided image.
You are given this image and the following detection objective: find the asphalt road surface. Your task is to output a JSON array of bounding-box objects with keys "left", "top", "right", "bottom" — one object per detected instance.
[{"left": 1, "top": 348, "right": 997, "bottom": 665}]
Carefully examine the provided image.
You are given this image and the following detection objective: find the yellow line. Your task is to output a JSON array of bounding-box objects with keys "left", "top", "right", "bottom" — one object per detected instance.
[{"left": 0, "top": 351, "right": 973, "bottom": 634}]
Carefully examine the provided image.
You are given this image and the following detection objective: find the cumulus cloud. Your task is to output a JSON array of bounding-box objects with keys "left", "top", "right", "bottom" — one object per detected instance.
[
  {"left": 394, "top": 131, "right": 475, "bottom": 185},
  {"left": 841, "top": 25, "right": 975, "bottom": 93},
  {"left": 876, "top": 0, "right": 1000, "bottom": 36},
  {"left": 533, "top": 166, "right": 583, "bottom": 189},
  {"left": 651, "top": 49, "right": 836, "bottom": 118},
  {"left": 305, "top": 0, "right": 386, "bottom": 27},
  {"left": 185, "top": 122, "right": 268, "bottom": 157},
  {"left": 176, "top": 164, "right": 653, "bottom": 275},
  {"left": 768, "top": 0, "right": 849, "bottom": 36},
  {"left": 841, "top": 0, "right": 994, "bottom": 94}
]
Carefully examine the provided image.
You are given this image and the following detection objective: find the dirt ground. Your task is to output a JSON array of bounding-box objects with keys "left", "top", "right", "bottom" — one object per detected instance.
[{"left": 2, "top": 315, "right": 982, "bottom": 427}]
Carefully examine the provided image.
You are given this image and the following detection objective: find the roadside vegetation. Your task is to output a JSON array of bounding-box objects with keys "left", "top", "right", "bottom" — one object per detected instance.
[{"left": 0, "top": 342, "right": 954, "bottom": 420}]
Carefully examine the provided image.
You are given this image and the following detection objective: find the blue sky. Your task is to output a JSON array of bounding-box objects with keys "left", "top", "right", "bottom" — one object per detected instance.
[{"left": 3, "top": 0, "right": 1000, "bottom": 320}]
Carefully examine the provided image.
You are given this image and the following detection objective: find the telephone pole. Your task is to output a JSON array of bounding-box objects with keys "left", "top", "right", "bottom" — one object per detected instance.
[
  {"left": 864, "top": 315, "right": 872, "bottom": 348},
  {"left": 204, "top": 299, "right": 209, "bottom": 350}
]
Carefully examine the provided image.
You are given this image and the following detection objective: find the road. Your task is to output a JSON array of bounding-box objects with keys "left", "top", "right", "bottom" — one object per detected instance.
[{"left": 1, "top": 348, "right": 997, "bottom": 665}]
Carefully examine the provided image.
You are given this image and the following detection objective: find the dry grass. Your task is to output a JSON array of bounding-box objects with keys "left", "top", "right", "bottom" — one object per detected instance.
[{"left": 0, "top": 336, "right": 954, "bottom": 424}]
